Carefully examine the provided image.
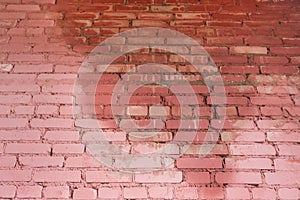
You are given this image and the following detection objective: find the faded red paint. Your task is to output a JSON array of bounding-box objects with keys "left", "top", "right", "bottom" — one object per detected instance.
[{"left": 0, "top": 0, "right": 299, "bottom": 199}]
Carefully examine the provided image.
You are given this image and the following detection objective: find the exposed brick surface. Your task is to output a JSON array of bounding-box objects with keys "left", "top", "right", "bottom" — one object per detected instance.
[{"left": 0, "top": 0, "right": 299, "bottom": 199}]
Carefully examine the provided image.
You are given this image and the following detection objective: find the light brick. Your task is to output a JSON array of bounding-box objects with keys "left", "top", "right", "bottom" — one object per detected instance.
[
  {"left": 216, "top": 172, "right": 262, "bottom": 184},
  {"left": 0, "top": 156, "right": 16, "bottom": 167},
  {"left": 226, "top": 188, "right": 250, "bottom": 199},
  {"left": 135, "top": 171, "right": 182, "bottom": 183},
  {"left": 19, "top": 156, "right": 64, "bottom": 167},
  {"left": 124, "top": 187, "right": 148, "bottom": 199},
  {"left": 230, "top": 46, "right": 268, "bottom": 54},
  {"left": 98, "top": 187, "right": 122, "bottom": 199},
  {"left": 73, "top": 188, "right": 97, "bottom": 200},
  {"left": 86, "top": 171, "right": 132, "bottom": 183},
  {"left": 278, "top": 188, "right": 300, "bottom": 199},
  {"left": 0, "top": 185, "right": 16, "bottom": 198},
  {"left": 252, "top": 188, "right": 276, "bottom": 200},
  {"left": 175, "top": 187, "right": 198, "bottom": 199},
  {"left": 0, "top": 170, "right": 31, "bottom": 182},
  {"left": 43, "top": 186, "right": 69, "bottom": 199},
  {"left": 5, "top": 143, "right": 50, "bottom": 154},
  {"left": 17, "top": 186, "right": 42, "bottom": 198},
  {"left": 52, "top": 144, "right": 85, "bottom": 154},
  {"left": 33, "top": 171, "right": 81, "bottom": 182},
  {"left": 148, "top": 186, "right": 173, "bottom": 199},
  {"left": 265, "top": 172, "right": 300, "bottom": 185}
]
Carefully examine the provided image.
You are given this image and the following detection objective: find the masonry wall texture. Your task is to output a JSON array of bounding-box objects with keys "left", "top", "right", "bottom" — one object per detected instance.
[{"left": 0, "top": 0, "right": 300, "bottom": 199}]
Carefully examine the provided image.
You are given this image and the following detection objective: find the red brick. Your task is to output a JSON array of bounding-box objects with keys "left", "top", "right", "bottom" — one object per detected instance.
[
  {"left": 226, "top": 157, "right": 272, "bottom": 169},
  {"left": 199, "top": 187, "right": 224, "bottom": 199},
  {"left": 0, "top": 12, "right": 26, "bottom": 19},
  {"left": 151, "top": 5, "right": 185, "bottom": 12},
  {"left": 251, "top": 97, "right": 293, "bottom": 105},
  {"left": 265, "top": 172, "right": 300, "bottom": 185},
  {"left": 267, "top": 131, "right": 300, "bottom": 142},
  {"left": 31, "top": 118, "right": 73, "bottom": 128},
  {"left": 128, "top": 131, "right": 172, "bottom": 142},
  {"left": 257, "top": 120, "right": 299, "bottom": 130},
  {"left": 98, "top": 187, "right": 122, "bottom": 199},
  {"left": 274, "top": 159, "right": 300, "bottom": 171},
  {"left": 216, "top": 172, "right": 262, "bottom": 184},
  {"left": 284, "top": 107, "right": 300, "bottom": 117},
  {"left": 261, "top": 106, "right": 282, "bottom": 116},
  {"left": 6, "top": 5, "right": 40, "bottom": 11},
  {"left": 0, "top": 118, "right": 27, "bottom": 128},
  {"left": 44, "top": 131, "right": 79, "bottom": 141},
  {"left": 277, "top": 145, "right": 300, "bottom": 156},
  {"left": 238, "top": 107, "right": 260, "bottom": 116},
  {"left": 254, "top": 56, "right": 289, "bottom": 65},
  {"left": 5, "top": 143, "right": 50, "bottom": 154},
  {"left": 174, "top": 187, "right": 198, "bottom": 199},
  {"left": 278, "top": 188, "right": 300, "bottom": 199},
  {"left": 0, "top": 130, "right": 40, "bottom": 141},
  {"left": 33, "top": 171, "right": 81, "bottom": 182},
  {"left": 0, "top": 156, "right": 16, "bottom": 167},
  {"left": 36, "top": 105, "right": 58, "bottom": 114},
  {"left": 257, "top": 86, "right": 298, "bottom": 94},
  {"left": 0, "top": 95, "right": 31, "bottom": 104},
  {"left": 226, "top": 188, "right": 250, "bottom": 199},
  {"left": 0, "top": 84, "right": 40, "bottom": 92},
  {"left": 15, "top": 106, "right": 35, "bottom": 114},
  {"left": 52, "top": 144, "right": 84, "bottom": 154},
  {"left": 207, "top": 96, "right": 248, "bottom": 105},
  {"left": 246, "top": 36, "right": 282, "bottom": 45},
  {"left": 115, "top": 5, "right": 149, "bottom": 12},
  {"left": 176, "top": 158, "right": 222, "bottom": 169},
  {"left": 0, "top": 170, "right": 31, "bottom": 182},
  {"left": 124, "top": 187, "right": 148, "bottom": 199},
  {"left": 211, "top": 120, "right": 256, "bottom": 129},
  {"left": 229, "top": 144, "right": 276, "bottom": 155},
  {"left": 19, "top": 20, "right": 54, "bottom": 27},
  {"left": 0, "top": 105, "right": 10, "bottom": 114},
  {"left": 184, "top": 144, "right": 228, "bottom": 155},
  {"left": 86, "top": 171, "right": 132, "bottom": 183},
  {"left": 0, "top": 186, "right": 16, "bottom": 198},
  {"left": 148, "top": 186, "right": 173, "bottom": 199},
  {"left": 207, "top": 37, "right": 243, "bottom": 45},
  {"left": 133, "top": 20, "right": 168, "bottom": 27},
  {"left": 8, "top": 54, "right": 45, "bottom": 62},
  {"left": 73, "top": 188, "right": 97, "bottom": 200},
  {"left": 270, "top": 47, "right": 300, "bottom": 55},
  {"left": 75, "top": 119, "right": 117, "bottom": 128},
  {"left": 252, "top": 188, "right": 276, "bottom": 200},
  {"left": 43, "top": 186, "right": 69, "bottom": 199},
  {"left": 216, "top": 107, "right": 237, "bottom": 117},
  {"left": 17, "top": 186, "right": 42, "bottom": 198},
  {"left": 166, "top": 119, "right": 209, "bottom": 129},
  {"left": 33, "top": 95, "right": 73, "bottom": 104},
  {"left": 221, "top": 132, "right": 265, "bottom": 142},
  {"left": 65, "top": 155, "right": 104, "bottom": 168},
  {"left": 19, "top": 156, "right": 64, "bottom": 167},
  {"left": 186, "top": 172, "right": 210, "bottom": 184},
  {"left": 215, "top": 86, "right": 255, "bottom": 94},
  {"left": 260, "top": 66, "right": 299, "bottom": 74},
  {"left": 135, "top": 171, "right": 182, "bottom": 183},
  {"left": 0, "top": 44, "right": 31, "bottom": 53},
  {"left": 132, "top": 143, "right": 178, "bottom": 154}
]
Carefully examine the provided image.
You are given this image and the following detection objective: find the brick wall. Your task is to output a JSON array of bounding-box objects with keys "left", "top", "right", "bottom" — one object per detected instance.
[{"left": 0, "top": 0, "right": 299, "bottom": 199}]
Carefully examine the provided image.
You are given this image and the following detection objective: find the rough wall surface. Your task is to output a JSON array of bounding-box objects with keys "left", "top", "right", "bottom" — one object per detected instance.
[{"left": 0, "top": 0, "right": 299, "bottom": 199}]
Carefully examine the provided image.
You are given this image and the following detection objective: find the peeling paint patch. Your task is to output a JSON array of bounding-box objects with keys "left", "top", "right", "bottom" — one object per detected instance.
[{"left": 0, "top": 64, "right": 13, "bottom": 72}]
